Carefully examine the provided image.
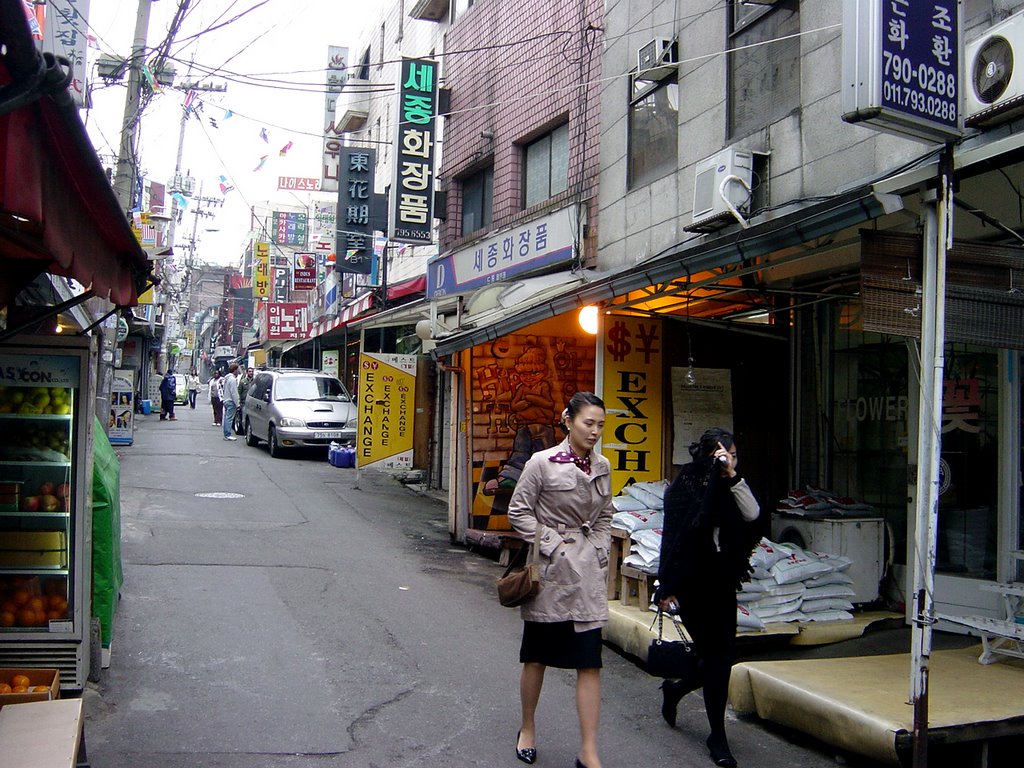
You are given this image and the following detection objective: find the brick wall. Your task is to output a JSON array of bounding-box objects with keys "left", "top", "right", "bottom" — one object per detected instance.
[{"left": 439, "top": 0, "right": 603, "bottom": 263}]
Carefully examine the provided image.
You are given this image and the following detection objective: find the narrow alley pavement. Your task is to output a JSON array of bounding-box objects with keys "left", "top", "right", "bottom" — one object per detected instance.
[{"left": 83, "top": 402, "right": 879, "bottom": 768}]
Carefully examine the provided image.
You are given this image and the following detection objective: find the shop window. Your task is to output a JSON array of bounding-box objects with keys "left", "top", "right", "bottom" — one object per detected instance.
[
  {"left": 461, "top": 166, "right": 493, "bottom": 236},
  {"left": 934, "top": 345, "right": 998, "bottom": 581},
  {"left": 728, "top": 0, "right": 800, "bottom": 139},
  {"left": 828, "top": 321, "right": 910, "bottom": 563},
  {"left": 627, "top": 74, "right": 678, "bottom": 190},
  {"left": 523, "top": 123, "right": 568, "bottom": 209}
]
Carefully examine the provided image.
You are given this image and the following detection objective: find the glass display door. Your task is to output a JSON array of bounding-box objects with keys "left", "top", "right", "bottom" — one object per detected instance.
[{"left": 0, "top": 336, "right": 94, "bottom": 688}]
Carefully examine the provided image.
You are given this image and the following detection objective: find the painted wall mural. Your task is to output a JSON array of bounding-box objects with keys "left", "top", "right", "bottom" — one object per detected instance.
[{"left": 469, "top": 322, "right": 596, "bottom": 530}]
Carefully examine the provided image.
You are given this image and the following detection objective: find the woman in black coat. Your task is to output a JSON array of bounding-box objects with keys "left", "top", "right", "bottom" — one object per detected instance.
[{"left": 655, "top": 427, "right": 761, "bottom": 768}]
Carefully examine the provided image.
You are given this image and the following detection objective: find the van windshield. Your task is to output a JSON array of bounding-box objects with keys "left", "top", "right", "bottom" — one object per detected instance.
[{"left": 274, "top": 376, "right": 350, "bottom": 402}]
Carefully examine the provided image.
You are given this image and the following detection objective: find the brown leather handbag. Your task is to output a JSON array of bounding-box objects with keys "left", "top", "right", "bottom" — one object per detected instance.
[{"left": 497, "top": 528, "right": 541, "bottom": 607}]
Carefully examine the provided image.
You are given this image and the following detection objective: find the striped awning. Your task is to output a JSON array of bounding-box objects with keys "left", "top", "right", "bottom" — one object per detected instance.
[{"left": 306, "top": 292, "right": 374, "bottom": 339}]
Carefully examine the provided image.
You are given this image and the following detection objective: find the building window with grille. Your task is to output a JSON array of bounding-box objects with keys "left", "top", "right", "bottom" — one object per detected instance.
[
  {"left": 461, "top": 166, "right": 493, "bottom": 236},
  {"left": 628, "top": 73, "right": 678, "bottom": 190},
  {"left": 728, "top": 0, "right": 800, "bottom": 138},
  {"left": 523, "top": 123, "right": 569, "bottom": 209}
]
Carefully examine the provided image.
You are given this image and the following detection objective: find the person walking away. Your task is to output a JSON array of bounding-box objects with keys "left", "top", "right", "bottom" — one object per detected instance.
[
  {"left": 208, "top": 370, "right": 223, "bottom": 426},
  {"left": 159, "top": 371, "right": 177, "bottom": 421},
  {"left": 187, "top": 370, "right": 200, "bottom": 409},
  {"left": 655, "top": 427, "right": 762, "bottom": 768},
  {"left": 507, "top": 392, "right": 613, "bottom": 768},
  {"left": 221, "top": 363, "right": 240, "bottom": 441},
  {"left": 234, "top": 366, "right": 254, "bottom": 434}
]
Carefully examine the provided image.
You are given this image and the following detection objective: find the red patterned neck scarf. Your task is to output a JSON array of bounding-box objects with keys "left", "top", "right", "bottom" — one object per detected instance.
[{"left": 549, "top": 445, "right": 592, "bottom": 475}]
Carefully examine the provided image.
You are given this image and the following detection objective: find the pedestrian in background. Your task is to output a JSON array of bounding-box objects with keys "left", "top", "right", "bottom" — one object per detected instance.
[
  {"left": 507, "top": 391, "right": 613, "bottom": 768},
  {"left": 158, "top": 371, "right": 177, "bottom": 421},
  {"left": 234, "top": 366, "right": 254, "bottom": 434},
  {"left": 655, "top": 427, "right": 761, "bottom": 768},
  {"left": 187, "top": 370, "right": 200, "bottom": 409},
  {"left": 208, "top": 370, "right": 223, "bottom": 426},
  {"left": 221, "top": 363, "right": 240, "bottom": 441}
]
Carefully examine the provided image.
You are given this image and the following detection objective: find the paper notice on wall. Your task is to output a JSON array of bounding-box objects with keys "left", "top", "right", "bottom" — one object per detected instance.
[{"left": 671, "top": 368, "right": 733, "bottom": 465}]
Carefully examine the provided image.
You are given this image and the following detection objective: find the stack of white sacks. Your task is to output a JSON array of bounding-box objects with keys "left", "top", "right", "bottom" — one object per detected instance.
[
  {"left": 736, "top": 538, "right": 856, "bottom": 631},
  {"left": 609, "top": 487, "right": 857, "bottom": 631},
  {"left": 609, "top": 480, "right": 667, "bottom": 573}
]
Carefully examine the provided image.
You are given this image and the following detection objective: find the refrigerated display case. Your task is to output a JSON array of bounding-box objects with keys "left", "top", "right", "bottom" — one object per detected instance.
[{"left": 0, "top": 335, "right": 95, "bottom": 689}]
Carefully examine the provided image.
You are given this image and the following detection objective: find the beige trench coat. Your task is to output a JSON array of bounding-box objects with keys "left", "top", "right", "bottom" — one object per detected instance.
[{"left": 506, "top": 439, "right": 614, "bottom": 623}]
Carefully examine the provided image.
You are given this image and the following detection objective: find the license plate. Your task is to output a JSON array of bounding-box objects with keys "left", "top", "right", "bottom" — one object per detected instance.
[{"left": 313, "top": 431, "right": 344, "bottom": 439}]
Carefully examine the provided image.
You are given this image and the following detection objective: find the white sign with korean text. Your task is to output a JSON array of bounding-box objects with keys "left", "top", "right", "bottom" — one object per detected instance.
[{"left": 428, "top": 205, "right": 578, "bottom": 297}]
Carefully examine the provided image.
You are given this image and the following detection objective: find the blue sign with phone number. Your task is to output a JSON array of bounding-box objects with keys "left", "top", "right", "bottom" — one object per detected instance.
[{"left": 880, "top": 0, "right": 959, "bottom": 129}]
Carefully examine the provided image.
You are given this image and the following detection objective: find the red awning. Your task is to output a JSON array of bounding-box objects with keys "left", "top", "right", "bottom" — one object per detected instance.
[
  {"left": 0, "top": 2, "right": 150, "bottom": 309},
  {"left": 386, "top": 274, "right": 426, "bottom": 301}
]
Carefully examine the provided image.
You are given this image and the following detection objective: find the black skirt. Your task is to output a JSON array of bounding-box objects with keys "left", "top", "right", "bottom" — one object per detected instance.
[{"left": 519, "top": 621, "right": 603, "bottom": 669}]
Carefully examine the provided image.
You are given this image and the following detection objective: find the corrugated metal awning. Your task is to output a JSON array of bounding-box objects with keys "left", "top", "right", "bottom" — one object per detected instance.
[{"left": 431, "top": 186, "right": 902, "bottom": 357}]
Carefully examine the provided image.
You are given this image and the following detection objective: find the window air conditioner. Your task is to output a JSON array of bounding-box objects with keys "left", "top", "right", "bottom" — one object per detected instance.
[
  {"left": 637, "top": 38, "right": 678, "bottom": 76},
  {"left": 964, "top": 9, "right": 1024, "bottom": 128},
  {"left": 686, "top": 148, "right": 754, "bottom": 233}
]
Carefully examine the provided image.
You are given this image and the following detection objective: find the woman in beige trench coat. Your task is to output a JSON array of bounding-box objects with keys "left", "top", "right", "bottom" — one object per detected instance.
[{"left": 507, "top": 391, "right": 614, "bottom": 768}]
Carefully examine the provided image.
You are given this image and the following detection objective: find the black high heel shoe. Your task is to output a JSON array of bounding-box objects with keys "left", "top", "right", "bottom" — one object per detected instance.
[
  {"left": 706, "top": 735, "right": 738, "bottom": 767},
  {"left": 515, "top": 730, "right": 536, "bottom": 765},
  {"left": 660, "top": 680, "right": 686, "bottom": 727},
  {"left": 575, "top": 759, "right": 588, "bottom": 768}
]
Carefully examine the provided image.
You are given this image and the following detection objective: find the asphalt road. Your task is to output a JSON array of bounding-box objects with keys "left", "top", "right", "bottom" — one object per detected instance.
[{"left": 83, "top": 402, "right": 881, "bottom": 768}]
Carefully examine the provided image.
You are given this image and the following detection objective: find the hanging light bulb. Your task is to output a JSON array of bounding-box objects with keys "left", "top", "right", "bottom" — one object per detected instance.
[{"left": 686, "top": 355, "right": 697, "bottom": 387}]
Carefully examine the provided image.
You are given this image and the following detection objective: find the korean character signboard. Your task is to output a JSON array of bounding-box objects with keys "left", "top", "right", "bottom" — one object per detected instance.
[
  {"left": 335, "top": 147, "right": 376, "bottom": 275},
  {"left": 389, "top": 58, "right": 438, "bottom": 245},
  {"left": 264, "top": 302, "right": 306, "bottom": 340},
  {"left": 277, "top": 176, "right": 321, "bottom": 192},
  {"left": 254, "top": 242, "right": 271, "bottom": 299},
  {"left": 272, "top": 211, "right": 308, "bottom": 247},
  {"left": 842, "top": 0, "right": 962, "bottom": 141},
  {"left": 427, "top": 204, "right": 578, "bottom": 298},
  {"left": 322, "top": 46, "right": 349, "bottom": 193}
]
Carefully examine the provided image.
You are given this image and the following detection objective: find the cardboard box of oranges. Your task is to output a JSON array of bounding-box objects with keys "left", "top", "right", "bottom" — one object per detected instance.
[{"left": 0, "top": 668, "right": 59, "bottom": 708}]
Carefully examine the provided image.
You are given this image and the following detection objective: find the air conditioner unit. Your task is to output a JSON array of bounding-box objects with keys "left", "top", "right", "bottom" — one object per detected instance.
[
  {"left": 771, "top": 514, "right": 885, "bottom": 604},
  {"left": 964, "top": 10, "right": 1024, "bottom": 128},
  {"left": 637, "top": 38, "right": 678, "bottom": 76},
  {"left": 687, "top": 148, "right": 754, "bottom": 232}
]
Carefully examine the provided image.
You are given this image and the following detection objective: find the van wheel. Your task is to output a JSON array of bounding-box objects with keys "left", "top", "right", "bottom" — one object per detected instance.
[
  {"left": 245, "top": 419, "right": 259, "bottom": 447},
  {"left": 268, "top": 425, "right": 282, "bottom": 458}
]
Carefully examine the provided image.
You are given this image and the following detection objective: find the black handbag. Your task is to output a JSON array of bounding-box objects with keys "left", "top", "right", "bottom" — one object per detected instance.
[
  {"left": 497, "top": 528, "right": 541, "bottom": 607},
  {"left": 646, "top": 608, "right": 699, "bottom": 679}
]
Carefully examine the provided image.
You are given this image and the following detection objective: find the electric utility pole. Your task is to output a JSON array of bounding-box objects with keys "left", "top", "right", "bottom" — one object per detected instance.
[{"left": 112, "top": 0, "right": 155, "bottom": 214}]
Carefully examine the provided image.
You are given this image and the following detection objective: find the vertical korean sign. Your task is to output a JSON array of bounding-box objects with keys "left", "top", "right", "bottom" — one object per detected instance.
[
  {"left": 254, "top": 242, "right": 270, "bottom": 299},
  {"left": 390, "top": 58, "right": 438, "bottom": 245},
  {"left": 600, "top": 316, "right": 663, "bottom": 497},
  {"left": 42, "top": 0, "right": 90, "bottom": 107},
  {"left": 842, "top": 0, "right": 961, "bottom": 141},
  {"left": 322, "top": 46, "right": 349, "bottom": 193},
  {"left": 336, "top": 147, "right": 376, "bottom": 275},
  {"left": 358, "top": 353, "right": 416, "bottom": 470}
]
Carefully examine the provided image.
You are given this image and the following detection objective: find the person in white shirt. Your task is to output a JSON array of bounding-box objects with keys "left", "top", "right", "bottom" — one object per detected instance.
[
  {"left": 220, "top": 363, "right": 240, "bottom": 440},
  {"left": 207, "top": 370, "right": 223, "bottom": 426}
]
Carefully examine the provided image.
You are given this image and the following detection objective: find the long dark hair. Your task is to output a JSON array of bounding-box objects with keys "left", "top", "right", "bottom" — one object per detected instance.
[
  {"left": 559, "top": 391, "right": 604, "bottom": 433},
  {"left": 688, "top": 427, "right": 735, "bottom": 465}
]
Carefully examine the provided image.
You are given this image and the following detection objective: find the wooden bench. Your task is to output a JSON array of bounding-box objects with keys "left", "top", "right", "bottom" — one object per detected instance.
[
  {"left": 608, "top": 528, "right": 629, "bottom": 600},
  {"left": 620, "top": 564, "right": 657, "bottom": 608},
  {"left": 938, "top": 581, "right": 1024, "bottom": 665},
  {"left": 0, "top": 698, "right": 89, "bottom": 767}
]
